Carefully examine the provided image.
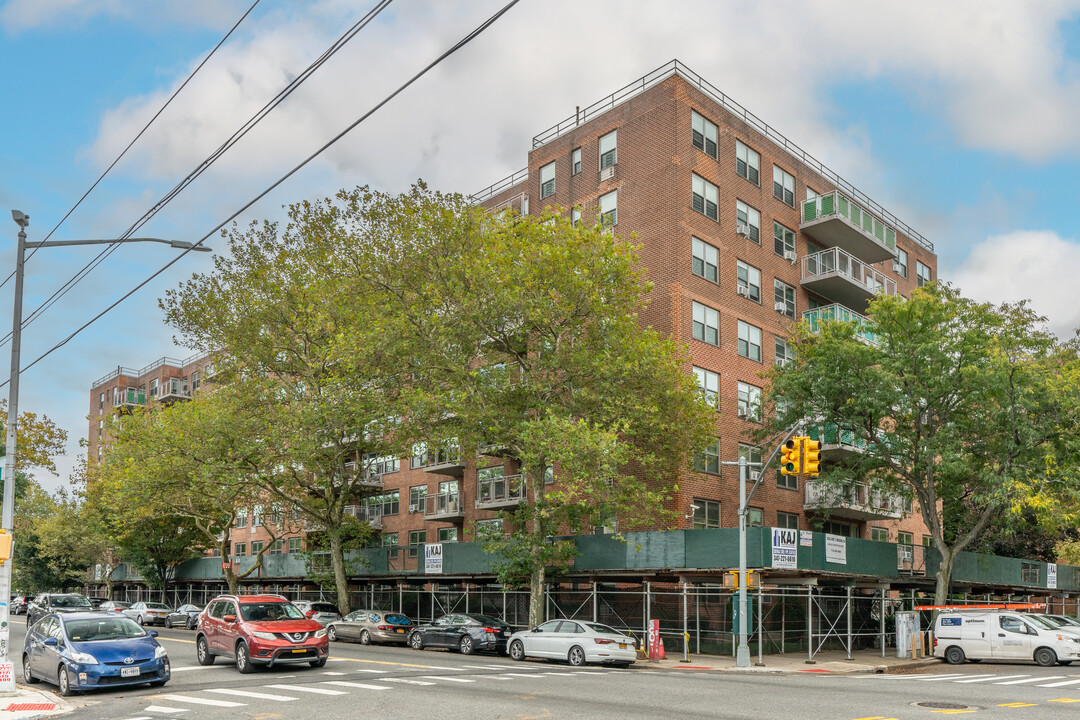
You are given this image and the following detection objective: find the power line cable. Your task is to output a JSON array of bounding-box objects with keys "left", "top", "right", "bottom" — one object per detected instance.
[{"left": 0, "top": 0, "right": 523, "bottom": 389}]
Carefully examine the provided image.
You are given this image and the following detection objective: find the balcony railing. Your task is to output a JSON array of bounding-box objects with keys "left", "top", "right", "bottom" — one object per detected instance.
[
  {"left": 425, "top": 492, "right": 466, "bottom": 521},
  {"left": 346, "top": 504, "right": 383, "bottom": 530},
  {"left": 476, "top": 473, "right": 527, "bottom": 509},
  {"left": 489, "top": 191, "right": 529, "bottom": 216},
  {"left": 159, "top": 378, "right": 190, "bottom": 401},
  {"left": 802, "top": 303, "right": 879, "bottom": 346},
  {"left": 412, "top": 442, "right": 465, "bottom": 475},
  {"left": 117, "top": 389, "right": 147, "bottom": 406},
  {"left": 804, "top": 479, "right": 904, "bottom": 521},
  {"left": 806, "top": 423, "right": 871, "bottom": 455},
  {"left": 801, "top": 247, "right": 896, "bottom": 310},
  {"left": 801, "top": 191, "right": 898, "bottom": 263}
]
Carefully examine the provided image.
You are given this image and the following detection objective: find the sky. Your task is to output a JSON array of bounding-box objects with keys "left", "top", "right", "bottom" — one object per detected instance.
[{"left": 1, "top": 0, "right": 1079, "bottom": 491}]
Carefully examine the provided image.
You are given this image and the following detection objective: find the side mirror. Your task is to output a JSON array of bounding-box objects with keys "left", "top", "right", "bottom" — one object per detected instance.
[
  {"left": 531, "top": 627, "right": 540, "bottom": 633},
  {"left": 44, "top": 638, "right": 58, "bottom": 647},
  {"left": 223, "top": 615, "right": 237, "bottom": 623},
  {"left": 148, "top": 631, "right": 159, "bottom": 637}
]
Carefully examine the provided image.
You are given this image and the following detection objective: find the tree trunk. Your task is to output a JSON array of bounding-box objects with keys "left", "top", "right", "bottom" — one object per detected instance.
[
  {"left": 217, "top": 535, "right": 239, "bottom": 595},
  {"left": 934, "top": 547, "right": 955, "bottom": 607},
  {"left": 328, "top": 531, "right": 351, "bottom": 615},
  {"left": 528, "top": 563, "right": 545, "bottom": 629}
]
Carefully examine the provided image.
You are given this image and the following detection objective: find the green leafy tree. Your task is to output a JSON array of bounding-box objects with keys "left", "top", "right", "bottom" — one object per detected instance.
[
  {"left": 767, "top": 284, "right": 1080, "bottom": 604},
  {"left": 110, "top": 511, "right": 203, "bottom": 600}
]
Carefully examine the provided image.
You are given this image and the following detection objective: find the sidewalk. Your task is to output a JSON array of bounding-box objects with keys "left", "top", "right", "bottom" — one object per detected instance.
[
  {"left": 640, "top": 648, "right": 942, "bottom": 675},
  {"left": 0, "top": 687, "right": 74, "bottom": 720}
]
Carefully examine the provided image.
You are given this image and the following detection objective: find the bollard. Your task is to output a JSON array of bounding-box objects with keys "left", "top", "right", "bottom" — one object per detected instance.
[{"left": 682, "top": 631, "right": 690, "bottom": 663}]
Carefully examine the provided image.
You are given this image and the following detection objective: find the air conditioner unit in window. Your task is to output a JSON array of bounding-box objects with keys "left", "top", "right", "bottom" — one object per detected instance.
[
  {"left": 737, "top": 407, "right": 749, "bottom": 418},
  {"left": 735, "top": 285, "right": 749, "bottom": 297},
  {"left": 409, "top": 504, "right": 417, "bottom": 513},
  {"left": 736, "top": 222, "right": 751, "bottom": 237},
  {"left": 774, "top": 301, "right": 788, "bottom": 313},
  {"left": 600, "top": 165, "right": 615, "bottom": 182},
  {"left": 784, "top": 250, "right": 797, "bottom": 263}
]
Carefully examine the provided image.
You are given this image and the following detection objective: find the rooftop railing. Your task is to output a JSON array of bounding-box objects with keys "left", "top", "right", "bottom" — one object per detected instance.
[{"left": 470, "top": 167, "right": 529, "bottom": 204}]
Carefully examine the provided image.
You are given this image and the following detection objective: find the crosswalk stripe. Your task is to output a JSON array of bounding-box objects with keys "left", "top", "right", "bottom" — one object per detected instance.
[
  {"left": 203, "top": 688, "right": 297, "bottom": 701},
  {"left": 462, "top": 664, "right": 511, "bottom": 670},
  {"left": 954, "top": 675, "right": 1030, "bottom": 683},
  {"left": 354, "top": 669, "right": 389, "bottom": 674},
  {"left": 996, "top": 675, "right": 1067, "bottom": 685},
  {"left": 419, "top": 676, "right": 475, "bottom": 683},
  {"left": 380, "top": 678, "right": 436, "bottom": 686},
  {"left": 153, "top": 694, "right": 245, "bottom": 707},
  {"left": 265, "top": 684, "right": 347, "bottom": 695},
  {"left": 144, "top": 706, "right": 188, "bottom": 714},
  {"left": 1038, "top": 679, "right": 1080, "bottom": 688},
  {"left": 503, "top": 672, "right": 547, "bottom": 678},
  {"left": 918, "top": 675, "right": 971, "bottom": 682},
  {"left": 321, "top": 671, "right": 347, "bottom": 676},
  {"left": 321, "top": 681, "right": 392, "bottom": 690}
]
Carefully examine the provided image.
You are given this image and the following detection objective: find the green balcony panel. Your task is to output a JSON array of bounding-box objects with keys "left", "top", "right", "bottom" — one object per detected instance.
[{"left": 801, "top": 191, "right": 898, "bottom": 263}]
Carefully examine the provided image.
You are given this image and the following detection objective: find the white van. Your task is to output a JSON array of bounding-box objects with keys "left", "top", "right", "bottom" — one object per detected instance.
[{"left": 934, "top": 610, "right": 1080, "bottom": 666}]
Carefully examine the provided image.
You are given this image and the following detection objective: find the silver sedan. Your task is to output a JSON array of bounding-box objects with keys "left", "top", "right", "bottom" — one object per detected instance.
[
  {"left": 508, "top": 619, "right": 636, "bottom": 667},
  {"left": 327, "top": 609, "right": 413, "bottom": 645}
]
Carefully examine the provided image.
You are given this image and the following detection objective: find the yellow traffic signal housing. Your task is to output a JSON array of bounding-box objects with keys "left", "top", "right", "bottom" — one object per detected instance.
[
  {"left": 803, "top": 439, "right": 821, "bottom": 476},
  {"left": 781, "top": 437, "right": 802, "bottom": 475},
  {"left": 722, "top": 570, "right": 761, "bottom": 588},
  {"left": 0, "top": 530, "right": 12, "bottom": 562}
]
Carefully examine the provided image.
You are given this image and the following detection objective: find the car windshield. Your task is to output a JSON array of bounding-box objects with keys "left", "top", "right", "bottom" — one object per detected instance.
[
  {"left": 1024, "top": 614, "right": 1057, "bottom": 629},
  {"left": 145, "top": 603, "right": 170, "bottom": 610},
  {"left": 180, "top": 605, "right": 202, "bottom": 612},
  {"left": 51, "top": 596, "right": 91, "bottom": 608},
  {"left": 111, "top": 602, "right": 132, "bottom": 609},
  {"left": 239, "top": 603, "right": 305, "bottom": 621},
  {"left": 65, "top": 617, "right": 147, "bottom": 642},
  {"left": 584, "top": 623, "right": 623, "bottom": 636}
]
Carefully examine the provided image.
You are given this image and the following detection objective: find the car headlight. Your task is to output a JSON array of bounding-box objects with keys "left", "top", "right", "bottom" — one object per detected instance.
[
  {"left": 315, "top": 629, "right": 327, "bottom": 639},
  {"left": 154, "top": 646, "right": 168, "bottom": 659},
  {"left": 251, "top": 631, "right": 277, "bottom": 641},
  {"left": 70, "top": 651, "right": 97, "bottom": 664}
]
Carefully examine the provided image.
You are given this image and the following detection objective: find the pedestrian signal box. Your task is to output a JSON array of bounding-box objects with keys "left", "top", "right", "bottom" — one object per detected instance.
[
  {"left": 723, "top": 570, "right": 760, "bottom": 588},
  {"left": 0, "top": 530, "right": 12, "bottom": 562}
]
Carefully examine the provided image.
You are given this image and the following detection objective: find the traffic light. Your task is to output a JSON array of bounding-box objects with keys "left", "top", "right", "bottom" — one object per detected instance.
[
  {"left": 803, "top": 439, "right": 821, "bottom": 477},
  {"left": 781, "top": 437, "right": 802, "bottom": 475}
]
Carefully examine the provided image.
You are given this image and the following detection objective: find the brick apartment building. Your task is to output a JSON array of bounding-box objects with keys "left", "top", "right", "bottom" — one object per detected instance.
[{"left": 87, "top": 61, "right": 936, "bottom": 574}]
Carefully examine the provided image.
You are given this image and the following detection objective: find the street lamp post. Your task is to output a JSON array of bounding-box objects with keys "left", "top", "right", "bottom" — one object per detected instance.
[{"left": 0, "top": 210, "right": 209, "bottom": 690}]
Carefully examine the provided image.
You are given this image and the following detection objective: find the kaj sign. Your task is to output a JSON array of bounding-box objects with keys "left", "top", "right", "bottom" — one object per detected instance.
[
  {"left": 771, "top": 528, "right": 797, "bottom": 569},
  {"left": 424, "top": 543, "right": 443, "bottom": 574}
]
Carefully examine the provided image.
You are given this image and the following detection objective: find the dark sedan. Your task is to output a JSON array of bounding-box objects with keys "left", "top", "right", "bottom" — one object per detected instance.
[
  {"left": 408, "top": 613, "right": 514, "bottom": 655},
  {"left": 27, "top": 594, "right": 93, "bottom": 626},
  {"left": 164, "top": 604, "right": 203, "bottom": 629}
]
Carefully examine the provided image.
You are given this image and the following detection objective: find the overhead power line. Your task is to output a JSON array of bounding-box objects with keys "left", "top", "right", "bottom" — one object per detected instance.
[{"left": 0, "top": 0, "right": 523, "bottom": 389}]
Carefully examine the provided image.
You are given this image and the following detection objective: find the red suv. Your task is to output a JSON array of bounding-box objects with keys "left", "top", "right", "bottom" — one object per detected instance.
[{"left": 195, "top": 595, "right": 329, "bottom": 673}]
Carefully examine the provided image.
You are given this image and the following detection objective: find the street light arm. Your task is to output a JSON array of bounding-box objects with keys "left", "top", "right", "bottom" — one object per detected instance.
[{"left": 25, "top": 237, "right": 212, "bottom": 252}]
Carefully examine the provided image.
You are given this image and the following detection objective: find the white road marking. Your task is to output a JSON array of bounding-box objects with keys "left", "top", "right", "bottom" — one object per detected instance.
[
  {"left": 265, "top": 684, "right": 347, "bottom": 695},
  {"left": 918, "top": 674, "right": 972, "bottom": 682},
  {"left": 122, "top": 717, "right": 153, "bottom": 719},
  {"left": 143, "top": 706, "right": 188, "bottom": 714},
  {"left": 203, "top": 688, "right": 298, "bottom": 701},
  {"left": 503, "top": 672, "right": 547, "bottom": 678},
  {"left": 170, "top": 665, "right": 231, "bottom": 672},
  {"left": 420, "top": 675, "right": 475, "bottom": 683},
  {"left": 321, "top": 671, "right": 346, "bottom": 675},
  {"left": 354, "top": 669, "right": 389, "bottom": 674},
  {"left": 380, "top": 677, "right": 436, "bottom": 686},
  {"left": 954, "top": 674, "right": 1031, "bottom": 683},
  {"left": 1038, "top": 678, "right": 1080, "bottom": 687},
  {"left": 995, "top": 675, "right": 1067, "bottom": 685},
  {"left": 153, "top": 694, "right": 245, "bottom": 707},
  {"left": 462, "top": 664, "right": 511, "bottom": 670},
  {"left": 320, "top": 681, "right": 392, "bottom": 690}
]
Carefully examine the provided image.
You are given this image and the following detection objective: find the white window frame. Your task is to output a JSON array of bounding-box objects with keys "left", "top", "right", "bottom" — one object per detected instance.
[
  {"left": 773, "top": 165, "right": 795, "bottom": 207},
  {"left": 693, "top": 366, "right": 719, "bottom": 409},
  {"left": 916, "top": 260, "right": 931, "bottom": 287},
  {"left": 894, "top": 248, "right": 908, "bottom": 278},
  {"left": 775, "top": 336, "right": 795, "bottom": 367},
  {"left": 777, "top": 511, "right": 799, "bottom": 529},
  {"left": 571, "top": 147, "right": 582, "bottom": 175},
  {"left": 737, "top": 382, "right": 761, "bottom": 422},
  {"left": 691, "top": 237, "right": 719, "bottom": 283},
  {"left": 691, "top": 498, "right": 721, "bottom": 529},
  {"left": 773, "top": 221, "right": 795, "bottom": 257},
  {"left": 438, "top": 526, "right": 458, "bottom": 543},
  {"left": 540, "top": 162, "right": 555, "bottom": 199},
  {"left": 692, "top": 174, "right": 719, "bottom": 221},
  {"left": 737, "top": 320, "right": 762, "bottom": 362},
  {"left": 692, "top": 301, "right": 720, "bottom": 347},
  {"left": 691, "top": 110, "right": 718, "bottom": 159},
  {"left": 695, "top": 438, "right": 721, "bottom": 474},
  {"left": 736, "top": 260, "right": 761, "bottom": 302},
  {"left": 736, "top": 140, "right": 760, "bottom": 185},
  {"left": 599, "top": 130, "right": 617, "bottom": 169},
  {"left": 599, "top": 190, "right": 617, "bottom": 226},
  {"left": 736, "top": 200, "right": 761, "bottom": 244},
  {"left": 774, "top": 278, "right": 796, "bottom": 319}
]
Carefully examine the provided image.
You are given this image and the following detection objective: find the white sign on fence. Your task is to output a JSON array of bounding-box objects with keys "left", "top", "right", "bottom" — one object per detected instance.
[
  {"left": 771, "top": 528, "right": 798, "bottom": 569},
  {"left": 424, "top": 543, "right": 443, "bottom": 574},
  {"left": 1048, "top": 563, "right": 1058, "bottom": 589},
  {"left": 825, "top": 534, "right": 847, "bottom": 565},
  {"left": 799, "top": 530, "right": 813, "bottom": 547}
]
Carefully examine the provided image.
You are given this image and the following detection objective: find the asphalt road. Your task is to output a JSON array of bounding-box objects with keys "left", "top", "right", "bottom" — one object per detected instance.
[{"left": 11, "top": 617, "right": 1080, "bottom": 719}]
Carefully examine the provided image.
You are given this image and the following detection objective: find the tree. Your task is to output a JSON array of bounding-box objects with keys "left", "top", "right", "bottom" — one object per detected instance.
[
  {"left": 767, "top": 283, "right": 1080, "bottom": 604},
  {"left": 336, "top": 186, "right": 715, "bottom": 627},
  {"left": 109, "top": 511, "right": 203, "bottom": 600}
]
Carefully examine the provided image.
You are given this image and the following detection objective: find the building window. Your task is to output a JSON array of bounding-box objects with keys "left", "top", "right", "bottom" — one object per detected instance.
[
  {"left": 691, "top": 174, "right": 719, "bottom": 221},
  {"left": 599, "top": 130, "right": 617, "bottom": 169},
  {"left": 252, "top": 505, "right": 263, "bottom": 527},
  {"left": 1021, "top": 561, "right": 1040, "bottom": 583},
  {"left": 736, "top": 201, "right": 761, "bottom": 243},
  {"left": 916, "top": 261, "right": 932, "bottom": 287},
  {"left": 824, "top": 520, "right": 855, "bottom": 537},
  {"left": 191, "top": 371, "right": 200, "bottom": 391},
  {"left": 149, "top": 378, "right": 159, "bottom": 397},
  {"left": 775, "top": 336, "right": 795, "bottom": 367},
  {"left": 544, "top": 465, "right": 555, "bottom": 485},
  {"left": 736, "top": 140, "right": 760, "bottom": 185},
  {"left": 737, "top": 382, "right": 761, "bottom": 422},
  {"left": 251, "top": 540, "right": 264, "bottom": 555},
  {"left": 691, "top": 111, "right": 718, "bottom": 159},
  {"left": 736, "top": 260, "right": 761, "bottom": 302},
  {"left": 693, "top": 366, "right": 719, "bottom": 409},
  {"left": 409, "top": 485, "right": 427, "bottom": 513},
  {"left": 364, "top": 453, "right": 400, "bottom": 475},
  {"left": 737, "top": 321, "right": 762, "bottom": 362},
  {"left": 571, "top": 147, "right": 582, "bottom": 175},
  {"left": 370, "top": 490, "right": 400, "bottom": 516},
  {"left": 774, "top": 279, "right": 796, "bottom": 319},
  {"left": 897, "top": 531, "right": 913, "bottom": 546},
  {"left": 269, "top": 539, "right": 283, "bottom": 555},
  {"left": 738, "top": 444, "right": 762, "bottom": 470},
  {"left": 438, "top": 527, "right": 459, "bottom": 543},
  {"left": 691, "top": 499, "right": 720, "bottom": 529},
  {"left": 691, "top": 237, "right": 719, "bottom": 283},
  {"left": 695, "top": 438, "right": 721, "bottom": 474},
  {"left": 773, "top": 165, "right": 795, "bottom": 207},
  {"left": 408, "top": 530, "right": 426, "bottom": 558},
  {"left": 571, "top": 207, "right": 581, "bottom": 226},
  {"left": 235, "top": 508, "right": 247, "bottom": 529},
  {"left": 599, "top": 190, "right": 617, "bottom": 226},
  {"left": 288, "top": 538, "right": 302, "bottom": 554},
  {"left": 894, "top": 248, "right": 908, "bottom": 278},
  {"left": 381, "top": 533, "right": 399, "bottom": 558},
  {"left": 540, "top": 162, "right": 555, "bottom": 199},
  {"left": 748, "top": 507, "right": 763, "bottom": 527},
  {"left": 871, "top": 527, "right": 889, "bottom": 542},
  {"left": 922, "top": 535, "right": 933, "bottom": 547},
  {"left": 476, "top": 518, "right": 504, "bottom": 536},
  {"left": 777, "top": 511, "right": 799, "bottom": 530},
  {"left": 776, "top": 465, "right": 797, "bottom": 490},
  {"left": 99, "top": 392, "right": 105, "bottom": 410},
  {"left": 692, "top": 301, "right": 720, "bottom": 346},
  {"left": 234, "top": 542, "right": 246, "bottom": 557},
  {"left": 773, "top": 221, "right": 795, "bottom": 258}
]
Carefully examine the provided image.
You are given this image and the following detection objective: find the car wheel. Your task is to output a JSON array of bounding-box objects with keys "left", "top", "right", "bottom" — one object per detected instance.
[
  {"left": 568, "top": 645, "right": 586, "bottom": 667},
  {"left": 1035, "top": 647, "right": 1058, "bottom": 667},
  {"left": 196, "top": 635, "right": 215, "bottom": 666},
  {"left": 459, "top": 635, "right": 475, "bottom": 655},
  {"left": 310, "top": 656, "right": 328, "bottom": 668},
  {"left": 58, "top": 665, "right": 77, "bottom": 697},
  {"left": 164, "top": 618, "right": 172, "bottom": 629},
  {"left": 23, "top": 655, "right": 38, "bottom": 684},
  {"left": 359, "top": 630, "right": 371, "bottom": 645},
  {"left": 944, "top": 646, "right": 965, "bottom": 665},
  {"left": 235, "top": 640, "right": 255, "bottom": 674},
  {"left": 187, "top": 618, "right": 197, "bottom": 630},
  {"left": 137, "top": 615, "right": 144, "bottom": 626},
  {"left": 328, "top": 626, "right": 338, "bottom": 642},
  {"left": 509, "top": 640, "right": 525, "bottom": 661},
  {"left": 409, "top": 631, "right": 424, "bottom": 650}
]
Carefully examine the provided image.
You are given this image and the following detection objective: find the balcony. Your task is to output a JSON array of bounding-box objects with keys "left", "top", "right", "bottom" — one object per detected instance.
[
  {"left": 801, "top": 191, "right": 898, "bottom": 263},
  {"left": 343, "top": 461, "right": 385, "bottom": 489},
  {"left": 802, "top": 304, "right": 879, "bottom": 346},
  {"left": 158, "top": 378, "right": 190, "bottom": 403},
  {"left": 804, "top": 479, "right": 904, "bottom": 521},
  {"left": 801, "top": 247, "right": 896, "bottom": 311},
  {"left": 346, "top": 504, "right": 383, "bottom": 530},
  {"left": 806, "top": 423, "right": 872, "bottom": 460},
  {"left": 412, "top": 442, "right": 466, "bottom": 476},
  {"left": 476, "top": 473, "right": 527, "bottom": 510},
  {"left": 425, "top": 492, "right": 466, "bottom": 522},
  {"left": 116, "top": 389, "right": 146, "bottom": 408}
]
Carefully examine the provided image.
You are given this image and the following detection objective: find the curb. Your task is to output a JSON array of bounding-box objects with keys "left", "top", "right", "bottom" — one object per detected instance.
[{"left": 0, "top": 686, "right": 77, "bottom": 720}]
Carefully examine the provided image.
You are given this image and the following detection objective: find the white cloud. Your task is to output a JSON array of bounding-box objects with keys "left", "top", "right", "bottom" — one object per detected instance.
[
  {"left": 950, "top": 230, "right": 1080, "bottom": 339},
  {"left": 0, "top": 0, "right": 247, "bottom": 33}
]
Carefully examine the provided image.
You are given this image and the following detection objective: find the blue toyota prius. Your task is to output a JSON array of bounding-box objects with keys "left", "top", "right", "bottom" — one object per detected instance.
[{"left": 23, "top": 611, "right": 170, "bottom": 696}]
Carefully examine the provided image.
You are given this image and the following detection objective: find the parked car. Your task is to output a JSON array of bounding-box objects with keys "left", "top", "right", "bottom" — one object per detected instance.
[
  {"left": 1040, "top": 614, "right": 1080, "bottom": 629},
  {"left": 165, "top": 604, "right": 203, "bottom": 630},
  {"left": 292, "top": 601, "right": 342, "bottom": 626},
  {"left": 507, "top": 619, "right": 636, "bottom": 667},
  {"left": 27, "top": 594, "right": 93, "bottom": 626},
  {"left": 934, "top": 609, "right": 1080, "bottom": 666},
  {"left": 125, "top": 602, "right": 172, "bottom": 626},
  {"left": 327, "top": 609, "right": 412, "bottom": 644},
  {"left": 195, "top": 594, "right": 329, "bottom": 673},
  {"left": 408, "top": 613, "right": 513, "bottom": 655},
  {"left": 10, "top": 596, "right": 28, "bottom": 615},
  {"left": 86, "top": 597, "right": 109, "bottom": 609},
  {"left": 23, "top": 611, "right": 169, "bottom": 696},
  {"left": 97, "top": 600, "right": 131, "bottom": 614}
]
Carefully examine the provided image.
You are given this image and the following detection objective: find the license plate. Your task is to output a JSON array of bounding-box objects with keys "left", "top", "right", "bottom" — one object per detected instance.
[
  {"left": 395, "top": 628, "right": 405, "bottom": 633},
  {"left": 619, "top": 643, "right": 627, "bottom": 649},
  {"left": 120, "top": 667, "right": 140, "bottom": 677},
  {"left": 292, "top": 649, "right": 307, "bottom": 653}
]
